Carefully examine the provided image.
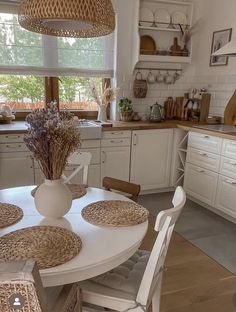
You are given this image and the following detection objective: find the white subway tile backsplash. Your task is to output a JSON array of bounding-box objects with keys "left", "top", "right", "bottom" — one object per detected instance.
[{"left": 121, "top": 73, "right": 235, "bottom": 118}]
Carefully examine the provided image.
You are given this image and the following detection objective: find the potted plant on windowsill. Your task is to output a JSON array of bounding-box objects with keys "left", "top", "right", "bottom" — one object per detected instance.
[{"left": 118, "top": 98, "right": 133, "bottom": 122}]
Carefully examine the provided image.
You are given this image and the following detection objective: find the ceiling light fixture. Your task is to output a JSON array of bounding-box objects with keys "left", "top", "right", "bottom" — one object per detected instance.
[
  {"left": 212, "top": 38, "right": 236, "bottom": 57},
  {"left": 18, "top": 0, "right": 115, "bottom": 38}
]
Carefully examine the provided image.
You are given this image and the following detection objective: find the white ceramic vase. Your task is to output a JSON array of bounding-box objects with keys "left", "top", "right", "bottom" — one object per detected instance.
[
  {"left": 97, "top": 105, "right": 107, "bottom": 122},
  {"left": 34, "top": 179, "right": 72, "bottom": 219}
]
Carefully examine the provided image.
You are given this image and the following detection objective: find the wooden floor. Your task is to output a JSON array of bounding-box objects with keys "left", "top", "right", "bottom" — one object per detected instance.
[{"left": 140, "top": 216, "right": 236, "bottom": 312}]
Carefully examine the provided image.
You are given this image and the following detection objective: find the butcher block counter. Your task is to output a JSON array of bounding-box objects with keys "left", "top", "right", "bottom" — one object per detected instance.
[{"left": 1, "top": 120, "right": 236, "bottom": 141}]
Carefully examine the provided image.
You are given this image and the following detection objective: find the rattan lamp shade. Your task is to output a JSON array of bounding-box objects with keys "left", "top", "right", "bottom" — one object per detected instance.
[{"left": 18, "top": 0, "right": 115, "bottom": 38}]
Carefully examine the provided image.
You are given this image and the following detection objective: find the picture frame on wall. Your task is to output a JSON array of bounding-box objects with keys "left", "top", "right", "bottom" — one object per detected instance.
[{"left": 210, "top": 28, "right": 232, "bottom": 66}]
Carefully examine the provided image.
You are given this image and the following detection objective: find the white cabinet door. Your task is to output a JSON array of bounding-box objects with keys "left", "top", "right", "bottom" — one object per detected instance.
[
  {"left": 215, "top": 175, "right": 236, "bottom": 218},
  {"left": 130, "top": 129, "right": 173, "bottom": 190},
  {"left": 0, "top": 153, "right": 34, "bottom": 189},
  {"left": 184, "top": 163, "right": 218, "bottom": 206},
  {"left": 101, "top": 146, "right": 130, "bottom": 183}
]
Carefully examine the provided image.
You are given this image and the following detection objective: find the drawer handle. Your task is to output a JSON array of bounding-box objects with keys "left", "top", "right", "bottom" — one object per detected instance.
[
  {"left": 111, "top": 132, "right": 124, "bottom": 135},
  {"left": 195, "top": 168, "right": 205, "bottom": 173},
  {"left": 229, "top": 161, "right": 236, "bottom": 166},
  {"left": 5, "top": 135, "right": 20, "bottom": 139},
  {"left": 198, "top": 152, "right": 208, "bottom": 156},
  {"left": 203, "top": 135, "right": 210, "bottom": 139},
  {"left": 224, "top": 179, "right": 236, "bottom": 185},
  {"left": 6, "top": 144, "right": 22, "bottom": 148},
  {"left": 133, "top": 134, "right": 137, "bottom": 146},
  {"left": 110, "top": 140, "right": 123, "bottom": 144}
]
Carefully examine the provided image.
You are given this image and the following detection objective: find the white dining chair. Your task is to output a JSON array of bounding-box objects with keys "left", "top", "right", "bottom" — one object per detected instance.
[
  {"left": 0, "top": 260, "right": 81, "bottom": 312},
  {"left": 79, "top": 186, "right": 186, "bottom": 312},
  {"left": 62, "top": 151, "right": 92, "bottom": 185}
]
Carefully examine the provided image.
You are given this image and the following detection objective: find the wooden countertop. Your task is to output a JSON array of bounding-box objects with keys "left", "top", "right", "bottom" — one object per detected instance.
[{"left": 1, "top": 120, "right": 236, "bottom": 141}]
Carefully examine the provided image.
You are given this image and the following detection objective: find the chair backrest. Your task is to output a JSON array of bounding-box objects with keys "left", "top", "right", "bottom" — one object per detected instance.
[
  {"left": 62, "top": 151, "right": 92, "bottom": 185},
  {"left": 0, "top": 260, "right": 48, "bottom": 312},
  {"left": 136, "top": 186, "right": 186, "bottom": 308},
  {"left": 102, "top": 176, "right": 141, "bottom": 202}
]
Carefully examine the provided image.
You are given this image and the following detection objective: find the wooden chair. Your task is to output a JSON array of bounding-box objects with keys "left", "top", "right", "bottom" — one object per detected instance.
[
  {"left": 0, "top": 260, "right": 81, "bottom": 312},
  {"left": 79, "top": 186, "right": 186, "bottom": 312},
  {"left": 62, "top": 151, "right": 92, "bottom": 185},
  {"left": 102, "top": 176, "right": 141, "bottom": 202}
]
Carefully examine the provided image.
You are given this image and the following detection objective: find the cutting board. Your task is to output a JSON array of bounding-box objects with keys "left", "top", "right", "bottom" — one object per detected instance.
[{"left": 224, "top": 90, "right": 236, "bottom": 125}]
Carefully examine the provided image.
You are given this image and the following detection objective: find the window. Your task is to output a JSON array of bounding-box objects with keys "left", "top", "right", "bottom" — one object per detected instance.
[
  {"left": 0, "top": 3, "right": 115, "bottom": 114},
  {"left": 0, "top": 75, "right": 44, "bottom": 110}
]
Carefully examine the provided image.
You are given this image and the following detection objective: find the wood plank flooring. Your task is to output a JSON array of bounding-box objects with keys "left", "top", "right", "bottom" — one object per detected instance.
[{"left": 140, "top": 216, "right": 236, "bottom": 312}]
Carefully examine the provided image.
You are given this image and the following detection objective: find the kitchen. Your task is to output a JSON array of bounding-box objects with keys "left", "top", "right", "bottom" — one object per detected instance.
[{"left": 0, "top": 0, "right": 236, "bottom": 311}]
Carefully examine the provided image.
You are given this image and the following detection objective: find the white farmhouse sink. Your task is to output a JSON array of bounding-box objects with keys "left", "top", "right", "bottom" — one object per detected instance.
[{"left": 78, "top": 120, "right": 102, "bottom": 140}]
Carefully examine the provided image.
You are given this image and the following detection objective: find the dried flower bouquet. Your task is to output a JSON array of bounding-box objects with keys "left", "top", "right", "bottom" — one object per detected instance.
[
  {"left": 90, "top": 84, "right": 118, "bottom": 108},
  {"left": 24, "top": 103, "right": 81, "bottom": 180}
]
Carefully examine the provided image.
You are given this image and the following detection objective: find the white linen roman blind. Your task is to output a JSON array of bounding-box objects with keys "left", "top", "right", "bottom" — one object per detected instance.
[{"left": 0, "top": 1, "right": 115, "bottom": 77}]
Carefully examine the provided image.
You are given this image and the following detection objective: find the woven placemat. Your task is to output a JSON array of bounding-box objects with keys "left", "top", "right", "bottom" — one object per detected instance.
[
  {"left": 0, "top": 226, "right": 82, "bottom": 269},
  {"left": 31, "top": 184, "right": 87, "bottom": 200},
  {"left": 0, "top": 203, "right": 23, "bottom": 229},
  {"left": 82, "top": 200, "right": 149, "bottom": 227}
]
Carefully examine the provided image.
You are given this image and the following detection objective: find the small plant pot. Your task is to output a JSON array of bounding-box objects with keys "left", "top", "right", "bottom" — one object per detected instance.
[{"left": 119, "top": 111, "right": 133, "bottom": 122}]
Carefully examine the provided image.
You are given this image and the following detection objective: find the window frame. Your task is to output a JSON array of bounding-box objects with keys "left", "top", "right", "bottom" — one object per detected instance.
[{"left": 14, "top": 76, "right": 111, "bottom": 120}]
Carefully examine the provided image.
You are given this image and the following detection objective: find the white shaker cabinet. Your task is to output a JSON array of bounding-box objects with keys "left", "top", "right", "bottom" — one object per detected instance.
[
  {"left": 100, "top": 131, "right": 131, "bottom": 183},
  {"left": 130, "top": 129, "right": 173, "bottom": 191},
  {"left": 0, "top": 134, "right": 34, "bottom": 189},
  {"left": 215, "top": 175, "right": 236, "bottom": 218},
  {"left": 184, "top": 163, "right": 218, "bottom": 207},
  {"left": 184, "top": 132, "right": 222, "bottom": 207}
]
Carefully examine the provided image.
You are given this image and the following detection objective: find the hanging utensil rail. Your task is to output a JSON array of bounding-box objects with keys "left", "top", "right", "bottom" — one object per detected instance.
[{"left": 135, "top": 67, "right": 182, "bottom": 71}]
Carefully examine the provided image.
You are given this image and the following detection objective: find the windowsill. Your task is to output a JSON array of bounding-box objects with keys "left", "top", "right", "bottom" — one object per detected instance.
[{"left": 15, "top": 110, "right": 99, "bottom": 121}]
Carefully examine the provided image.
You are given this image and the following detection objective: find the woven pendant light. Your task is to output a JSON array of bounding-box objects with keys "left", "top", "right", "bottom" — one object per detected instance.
[{"left": 18, "top": 0, "right": 115, "bottom": 38}]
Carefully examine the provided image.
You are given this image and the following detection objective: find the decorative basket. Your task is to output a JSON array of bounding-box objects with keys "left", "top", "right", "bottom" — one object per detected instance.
[
  {"left": 119, "top": 111, "right": 133, "bottom": 122},
  {"left": 133, "top": 72, "right": 148, "bottom": 99}
]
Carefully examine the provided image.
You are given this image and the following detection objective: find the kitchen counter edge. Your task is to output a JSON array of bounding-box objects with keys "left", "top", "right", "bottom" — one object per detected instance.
[{"left": 1, "top": 121, "right": 236, "bottom": 141}]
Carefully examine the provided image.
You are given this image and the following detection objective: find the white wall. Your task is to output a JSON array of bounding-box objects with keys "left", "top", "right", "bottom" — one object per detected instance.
[{"left": 113, "top": 0, "right": 236, "bottom": 120}]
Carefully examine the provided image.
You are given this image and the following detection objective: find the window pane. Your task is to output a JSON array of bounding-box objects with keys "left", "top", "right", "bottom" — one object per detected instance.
[
  {"left": 57, "top": 35, "right": 114, "bottom": 71},
  {"left": 0, "top": 75, "right": 44, "bottom": 110},
  {"left": 59, "top": 77, "right": 102, "bottom": 111},
  {"left": 0, "top": 13, "right": 43, "bottom": 67}
]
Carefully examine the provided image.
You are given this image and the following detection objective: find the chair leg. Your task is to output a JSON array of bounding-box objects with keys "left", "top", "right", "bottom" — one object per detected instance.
[{"left": 151, "top": 274, "right": 163, "bottom": 312}]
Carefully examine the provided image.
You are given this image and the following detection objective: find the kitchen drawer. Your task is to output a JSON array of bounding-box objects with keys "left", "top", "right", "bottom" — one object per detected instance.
[
  {"left": 188, "top": 132, "right": 222, "bottom": 154},
  {"left": 222, "top": 139, "right": 236, "bottom": 160},
  {"left": 0, "top": 142, "right": 28, "bottom": 153},
  {"left": 101, "top": 137, "right": 131, "bottom": 147},
  {"left": 0, "top": 134, "right": 24, "bottom": 143},
  {"left": 220, "top": 157, "right": 236, "bottom": 180},
  {"left": 102, "top": 130, "right": 131, "bottom": 139},
  {"left": 184, "top": 163, "right": 218, "bottom": 206},
  {"left": 215, "top": 175, "right": 236, "bottom": 218},
  {"left": 186, "top": 147, "right": 220, "bottom": 172},
  {"left": 80, "top": 139, "right": 100, "bottom": 149}
]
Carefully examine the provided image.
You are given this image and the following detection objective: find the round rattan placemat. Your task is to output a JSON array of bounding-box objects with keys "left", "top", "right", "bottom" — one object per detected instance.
[
  {"left": 0, "top": 203, "right": 23, "bottom": 229},
  {"left": 0, "top": 226, "right": 82, "bottom": 269},
  {"left": 31, "top": 184, "right": 87, "bottom": 200},
  {"left": 82, "top": 200, "right": 149, "bottom": 227}
]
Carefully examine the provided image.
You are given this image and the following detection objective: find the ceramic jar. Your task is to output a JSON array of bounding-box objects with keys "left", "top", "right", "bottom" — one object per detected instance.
[{"left": 34, "top": 179, "right": 72, "bottom": 219}]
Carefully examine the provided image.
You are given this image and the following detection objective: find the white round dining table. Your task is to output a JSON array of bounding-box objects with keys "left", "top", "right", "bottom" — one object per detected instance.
[{"left": 0, "top": 186, "right": 148, "bottom": 287}]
